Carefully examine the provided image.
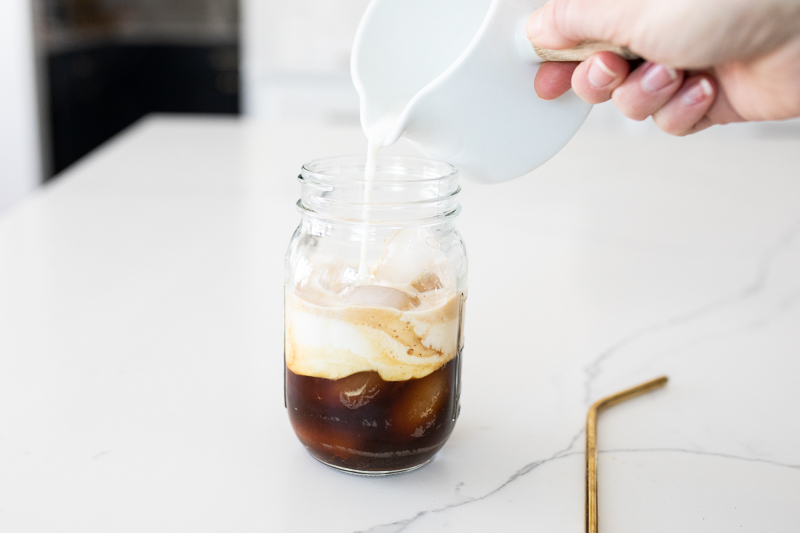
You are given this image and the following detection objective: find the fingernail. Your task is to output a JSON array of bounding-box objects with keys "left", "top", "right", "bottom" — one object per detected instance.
[
  {"left": 641, "top": 63, "right": 678, "bottom": 93},
  {"left": 587, "top": 56, "right": 617, "bottom": 88},
  {"left": 682, "top": 78, "right": 714, "bottom": 106},
  {"left": 526, "top": 11, "right": 543, "bottom": 40}
]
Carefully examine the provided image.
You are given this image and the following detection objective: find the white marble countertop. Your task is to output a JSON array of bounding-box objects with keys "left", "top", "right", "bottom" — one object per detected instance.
[{"left": 1, "top": 116, "right": 799, "bottom": 532}]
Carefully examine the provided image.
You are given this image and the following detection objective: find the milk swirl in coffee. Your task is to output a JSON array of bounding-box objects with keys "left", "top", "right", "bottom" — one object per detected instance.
[
  {"left": 285, "top": 123, "right": 466, "bottom": 473},
  {"left": 287, "top": 229, "right": 462, "bottom": 373}
]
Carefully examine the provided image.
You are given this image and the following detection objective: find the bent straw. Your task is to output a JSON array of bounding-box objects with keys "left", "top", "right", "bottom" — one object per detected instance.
[{"left": 586, "top": 376, "right": 669, "bottom": 533}]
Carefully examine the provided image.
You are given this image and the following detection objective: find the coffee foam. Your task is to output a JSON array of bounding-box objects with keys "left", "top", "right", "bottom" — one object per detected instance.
[{"left": 285, "top": 288, "right": 463, "bottom": 382}]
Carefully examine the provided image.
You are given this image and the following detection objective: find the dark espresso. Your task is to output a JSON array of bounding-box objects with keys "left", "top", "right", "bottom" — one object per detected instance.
[{"left": 286, "top": 354, "right": 461, "bottom": 473}]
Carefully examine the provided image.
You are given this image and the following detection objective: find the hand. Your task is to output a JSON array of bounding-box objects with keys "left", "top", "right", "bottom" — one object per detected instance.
[{"left": 527, "top": 0, "right": 800, "bottom": 135}]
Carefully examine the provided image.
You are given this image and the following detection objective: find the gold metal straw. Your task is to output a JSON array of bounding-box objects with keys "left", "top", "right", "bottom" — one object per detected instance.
[{"left": 586, "top": 376, "right": 668, "bottom": 533}]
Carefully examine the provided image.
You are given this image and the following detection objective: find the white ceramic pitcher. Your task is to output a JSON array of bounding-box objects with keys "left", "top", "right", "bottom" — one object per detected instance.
[{"left": 351, "top": 0, "right": 607, "bottom": 183}]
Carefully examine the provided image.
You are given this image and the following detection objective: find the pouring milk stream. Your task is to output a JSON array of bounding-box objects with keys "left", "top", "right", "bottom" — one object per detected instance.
[{"left": 357, "top": 112, "right": 402, "bottom": 281}]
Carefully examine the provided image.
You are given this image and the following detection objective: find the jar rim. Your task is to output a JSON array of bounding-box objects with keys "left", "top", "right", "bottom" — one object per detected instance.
[
  {"left": 300, "top": 155, "right": 458, "bottom": 184},
  {"left": 297, "top": 155, "right": 461, "bottom": 226},
  {"left": 296, "top": 200, "right": 461, "bottom": 227}
]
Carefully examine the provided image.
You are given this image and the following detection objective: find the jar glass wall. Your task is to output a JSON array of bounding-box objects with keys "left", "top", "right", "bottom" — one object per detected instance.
[{"left": 284, "top": 155, "right": 467, "bottom": 475}]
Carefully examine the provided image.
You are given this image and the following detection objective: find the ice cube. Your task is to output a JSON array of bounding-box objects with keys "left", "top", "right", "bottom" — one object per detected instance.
[
  {"left": 319, "top": 261, "right": 358, "bottom": 294},
  {"left": 340, "top": 285, "right": 420, "bottom": 311},
  {"left": 410, "top": 272, "right": 443, "bottom": 293},
  {"left": 374, "top": 228, "right": 444, "bottom": 284},
  {"left": 391, "top": 370, "right": 449, "bottom": 439},
  {"left": 335, "top": 371, "right": 384, "bottom": 409}
]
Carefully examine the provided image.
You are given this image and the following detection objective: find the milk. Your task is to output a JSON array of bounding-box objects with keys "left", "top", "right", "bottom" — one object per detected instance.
[{"left": 356, "top": 111, "right": 402, "bottom": 281}]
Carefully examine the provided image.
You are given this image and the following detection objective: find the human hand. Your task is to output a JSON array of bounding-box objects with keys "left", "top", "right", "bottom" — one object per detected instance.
[{"left": 527, "top": 0, "right": 800, "bottom": 135}]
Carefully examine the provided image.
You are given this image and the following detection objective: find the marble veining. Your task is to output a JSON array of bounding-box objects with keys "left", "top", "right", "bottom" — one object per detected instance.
[
  {"left": 603, "top": 448, "right": 800, "bottom": 470},
  {"left": 583, "top": 215, "right": 800, "bottom": 404},
  {"left": 356, "top": 429, "right": 586, "bottom": 533}
]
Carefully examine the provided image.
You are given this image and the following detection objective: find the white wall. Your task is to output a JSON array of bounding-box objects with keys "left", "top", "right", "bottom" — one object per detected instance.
[
  {"left": 242, "top": 0, "right": 369, "bottom": 123},
  {"left": 0, "top": 0, "right": 41, "bottom": 217}
]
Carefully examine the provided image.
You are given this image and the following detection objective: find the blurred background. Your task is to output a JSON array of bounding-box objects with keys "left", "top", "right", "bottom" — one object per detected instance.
[
  {"left": 1, "top": 0, "right": 798, "bottom": 216},
  {"left": 1, "top": 0, "right": 370, "bottom": 216}
]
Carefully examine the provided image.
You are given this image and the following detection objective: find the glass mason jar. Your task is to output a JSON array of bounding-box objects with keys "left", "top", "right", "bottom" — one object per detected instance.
[{"left": 284, "top": 155, "right": 467, "bottom": 475}]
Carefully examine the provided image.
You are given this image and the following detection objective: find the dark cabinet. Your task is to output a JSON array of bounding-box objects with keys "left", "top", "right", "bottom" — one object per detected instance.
[{"left": 47, "top": 42, "right": 240, "bottom": 176}]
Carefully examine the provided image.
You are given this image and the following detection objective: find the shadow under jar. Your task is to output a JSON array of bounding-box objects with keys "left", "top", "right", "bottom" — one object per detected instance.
[{"left": 284, "top": 155, "right": 468, "bottom": 475}]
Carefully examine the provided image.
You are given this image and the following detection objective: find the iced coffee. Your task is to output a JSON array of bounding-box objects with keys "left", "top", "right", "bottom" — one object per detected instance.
[{"left": 284, "top": 156, "right": 467, "bottom": 475}]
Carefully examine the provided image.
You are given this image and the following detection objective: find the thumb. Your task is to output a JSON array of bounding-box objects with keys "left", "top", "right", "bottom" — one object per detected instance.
[{"left": 526, "top": 0, "right": 630, "bottom": 50}]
